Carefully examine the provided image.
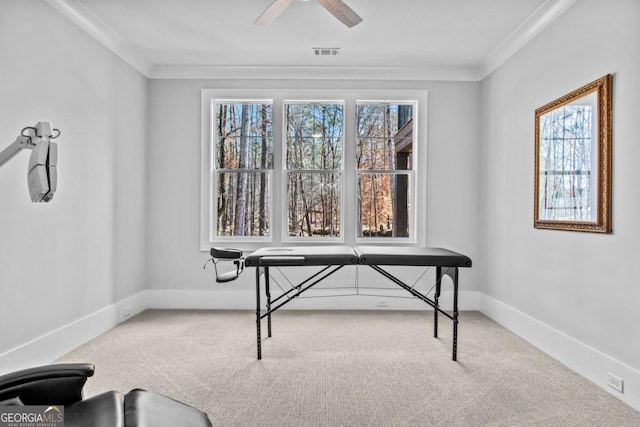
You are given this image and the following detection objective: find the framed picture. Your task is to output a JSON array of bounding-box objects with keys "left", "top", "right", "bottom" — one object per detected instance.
[{"left": 534, "top": 74, "right": 612, "bottom": 233}]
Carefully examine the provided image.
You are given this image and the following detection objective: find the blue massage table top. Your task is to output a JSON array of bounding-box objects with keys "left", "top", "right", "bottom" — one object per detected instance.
[{"left": 244, "top": 245, "right": 471, "bottom": 268}]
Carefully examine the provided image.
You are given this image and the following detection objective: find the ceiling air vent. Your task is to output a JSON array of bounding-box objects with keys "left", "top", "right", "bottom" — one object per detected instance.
[{"left": 313, "top": 47, "right": 340, "bottom": 56}]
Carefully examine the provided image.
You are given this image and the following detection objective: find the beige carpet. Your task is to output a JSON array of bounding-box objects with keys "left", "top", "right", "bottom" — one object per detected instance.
[{"left": 58, "top": 310, "right": 640, "bottom": 426}]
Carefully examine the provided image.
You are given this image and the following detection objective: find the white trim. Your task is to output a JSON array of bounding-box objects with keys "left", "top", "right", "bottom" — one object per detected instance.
[
  {"left": 0, "top": 292, "right": 148, "bottom": 375},
  {"left": 150, "top": 65, "right": 481, "bottom": 81},
  {"left": 479, "top": 293, "right": 640, "bottom": 411},
  {"left": 478, "top": 0, "right": 578, "bottom": 79},
  {"left": 44, "top": 0, "right": 153, "bottom": 76}
]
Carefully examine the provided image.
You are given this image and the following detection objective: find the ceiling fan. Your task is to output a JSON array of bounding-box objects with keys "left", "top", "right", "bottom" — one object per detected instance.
[{"left": 254, "top": 0, "right": 363, "bottom": 28}]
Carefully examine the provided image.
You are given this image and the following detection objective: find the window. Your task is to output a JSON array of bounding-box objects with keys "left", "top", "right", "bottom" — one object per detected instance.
[
  {"left": 356, "top": 102, "right": 413, "bottom": 238},
  {"left": 212, "top": 101, "right": 272, "bottom": 240},
  {"left": 200, "top": 90, "right": 426, "bottom": 250},
  {"left": 285, "top": 102, "right": 343, "bottom": 239}
]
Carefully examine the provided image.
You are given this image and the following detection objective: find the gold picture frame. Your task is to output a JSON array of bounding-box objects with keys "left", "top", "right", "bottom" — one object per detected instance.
[{"left": 534, "top": 74, "right": 612, "bottom": 233}]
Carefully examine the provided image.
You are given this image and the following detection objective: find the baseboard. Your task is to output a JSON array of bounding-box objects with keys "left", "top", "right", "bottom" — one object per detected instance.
[
  {"left": 479, "top": 293, "right": 640, "bottom": 411},
  {"left": 0, "top": 291, "right": 148, "bottom": 375},
  {"left": 147, "top": 289, "right": 480, "bottom": 311}
]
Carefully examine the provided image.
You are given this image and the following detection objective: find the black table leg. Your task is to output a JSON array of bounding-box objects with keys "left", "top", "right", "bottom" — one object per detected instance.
[
  {"left": 434, "top": 266, "right": 441, "bottom": 338},
  {"left": 451, "top": 267, "right": 459, "bottom": 361},
  {"left": 256, "top": 266, "right": 262, "bottom": 360},
  {"left": 435, "top": 266, "right": 460, "bottom": 361},
  {"left": 265, "top": 266, "right": 272, "bottom": 338}
]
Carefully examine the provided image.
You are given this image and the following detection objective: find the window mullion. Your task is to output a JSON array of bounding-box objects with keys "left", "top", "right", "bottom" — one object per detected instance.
[
  {"left": 272, "top": 96, "right": 284, "bottom": 243},
  {"left": 343, "top": 97, "right": 357, "bottom": 246}
]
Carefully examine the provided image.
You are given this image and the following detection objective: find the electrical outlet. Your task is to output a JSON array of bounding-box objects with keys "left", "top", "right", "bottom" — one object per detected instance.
[
  {"left": 124, "top": 306, "right": 132, "bottom": 318},
  {"left": 607, "top": 373, "right": 623, "bottom": 393},
  {"left": 377, "top": 298, "right": 388, "bottom": 308}
]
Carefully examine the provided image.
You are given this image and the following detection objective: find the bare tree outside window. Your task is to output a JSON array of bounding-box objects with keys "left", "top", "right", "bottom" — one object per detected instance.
[
  {"left": 356, "top": 103, "right": 413, "bottom": 238},
  {"left": 208, "top": 95, "right": 419, "bottom": 243},
  {"left": 215, "top": 102, "right": 272, "bottom": 237},
  {"left": 285, "top": 103, "right": 343, "bottom": 238}
]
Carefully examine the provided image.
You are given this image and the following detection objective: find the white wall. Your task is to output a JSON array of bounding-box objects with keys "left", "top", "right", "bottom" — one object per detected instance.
[
  {"left": 0, "top": 0, "right": 148, "bottom": 370},
  {"left": 147, "top": 79, "right": 481, "bottom": 306},
  {"left": 481, "top": 0, "right": 640, "bottom": 403}
]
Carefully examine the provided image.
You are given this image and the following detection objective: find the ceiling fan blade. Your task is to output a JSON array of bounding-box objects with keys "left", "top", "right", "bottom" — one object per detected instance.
[
  {"left": 317, "top": 0, "right": 363, "bottom": 28},
  {"left": 254, "top": 0, "right": 295, "bottom": 25}
]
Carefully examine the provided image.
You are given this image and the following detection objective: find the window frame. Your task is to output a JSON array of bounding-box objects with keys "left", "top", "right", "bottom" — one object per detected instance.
[
  {"left": 282, "top": 99, "right": 345, "bottom": 243},
  {"left": 200, "top": 89, "right": 428, "bottom": 251},
  {"left": 354, "top": 100, "right": 417, "bottom": 243},
  {"left": 207, "top": 98, "right": 274, "bottom": 243}
]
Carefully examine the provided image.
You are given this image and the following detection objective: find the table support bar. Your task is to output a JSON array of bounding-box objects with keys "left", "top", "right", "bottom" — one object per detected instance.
[
  {"left": 368, "top": 264, "right": 459, "bottom": 361},
  {"left": 256, "top": 264, "right": 346, "bottom": 359}
]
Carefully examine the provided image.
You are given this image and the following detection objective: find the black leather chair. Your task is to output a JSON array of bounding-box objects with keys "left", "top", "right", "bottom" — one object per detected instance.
[{"left": 0, "top": 363, "right": 212, "bottom": 427}]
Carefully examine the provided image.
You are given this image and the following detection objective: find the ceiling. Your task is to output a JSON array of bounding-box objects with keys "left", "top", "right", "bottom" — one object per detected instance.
[{"left": 45, "top": 0, "right": 577, "bottom": 80}]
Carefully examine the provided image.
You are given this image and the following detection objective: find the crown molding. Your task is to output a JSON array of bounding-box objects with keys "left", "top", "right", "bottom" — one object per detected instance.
[
  {"left": 45, "top": 0, "right": 576, "bottom": 82},
  {"left": 478, "top": 0, "right": 578, "bottom": 80},
  {"left": 44, "top": 0, "right": 153, "bottom": 77},
  {"left": 148, "top": 64, "right": 482, "bottom": 81}
]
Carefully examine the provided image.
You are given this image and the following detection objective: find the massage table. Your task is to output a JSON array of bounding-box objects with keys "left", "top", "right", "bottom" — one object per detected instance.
[{"left": 243, "top": 245, "right": 472, "bottom": 361}]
